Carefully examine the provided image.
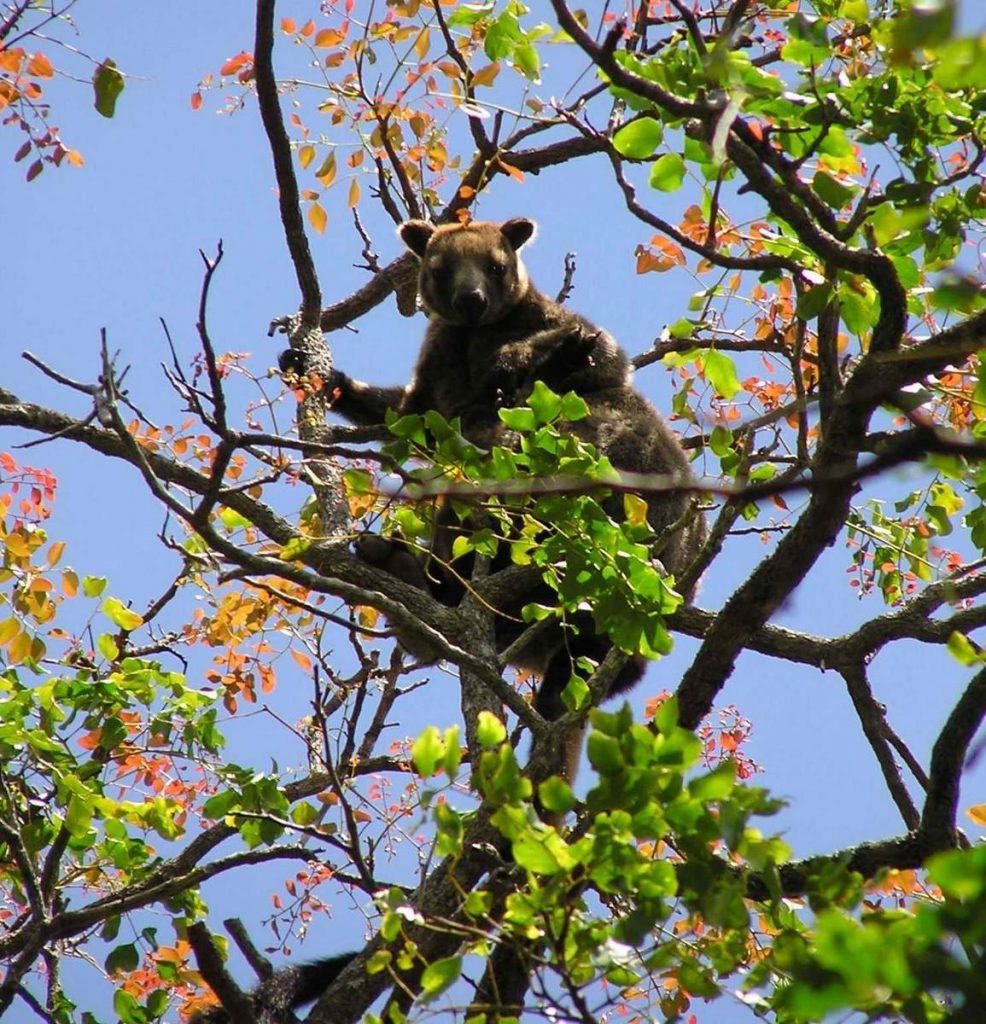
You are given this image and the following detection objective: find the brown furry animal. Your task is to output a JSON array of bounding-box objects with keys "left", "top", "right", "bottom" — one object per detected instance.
[{"left": 303, "top": 216, "right": 705, "bottom": 721}]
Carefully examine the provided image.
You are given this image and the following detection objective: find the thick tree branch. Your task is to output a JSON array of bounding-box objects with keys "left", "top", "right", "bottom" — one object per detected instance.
[
  {"left": 253, "top": 0, "right": 321, "bottom": 325},
  {"left": 922, "top": 666, "right": 986, "bottom": 840}
]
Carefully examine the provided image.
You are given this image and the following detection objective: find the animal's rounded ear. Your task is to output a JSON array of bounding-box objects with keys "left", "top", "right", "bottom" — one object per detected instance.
[
  {"left": 398, "top": 220, "right": 435, "bottom": 257},
  {"left": 500, "top": 218, "right": 537, "bottom": 251}
]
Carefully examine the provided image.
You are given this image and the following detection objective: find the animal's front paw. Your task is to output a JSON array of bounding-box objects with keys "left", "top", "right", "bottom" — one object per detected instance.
[{"left": 277, "top": 348, "right": 307, "bottom": 375}]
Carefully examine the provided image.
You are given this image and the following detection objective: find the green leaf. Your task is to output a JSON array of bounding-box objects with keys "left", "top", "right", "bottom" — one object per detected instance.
[
  {"left": 709, "top": 425, "right": 733, "bottom": 457},
  {"left": 513, "top": 42, "right": 540, "bottom": 82},
  {"left": 946, "top": 630, "right": 983, "bottom": 666},
  {"left": 702, "top": 349, "right": 742, "bottom": 399},
  {"left": 796, "top": 282, "right": 833, "bottom": 320},
  {"left": 812, "top": 170, "right": 856, "bottom": 209},
  {"left": 498, "top": 406, "right": 538, "bottom": 431},
  {"left": 105, "top": 942, "right": 140, "bottom": 975},
  {"left": 781, "top": 13, "right": 831, "bottom": 66},
  {"left": 476, "top": 710, "right": 507, "bottom": 747},
  {"left": 83, "top": 575, "right": 108, "bottom": 598},
  {"left": 442, "top": 725, "right": 462, "bottom": 779},
  {"left": 413, "top": 726, "right": 444, "bottom": 777},
  {"left": 420, "top": 955, "right": 462, "bottom": 1000},
  {"left": 485, "top": 10, "right": 521, "bottom": 60},
  {"left": 66, "top": 792, "right": 94, "bottom": 838},
  {"left": 512, "top": 830, "right": 572, "bottom": 874},
  {"left": 97, "top": 632, "right": 120, "bottom": 662},
  {"left": 612, "top": 117, "right": 664, "bottom": 158},
  {"left": 464, "top": 889, "right": 493, "bottom": 916},
  {"left": 291, "top": 801, "right": 318, "bottom": 826},
  {"left": 93, "top": 59, "right": 125, "bottom": 118},
  {"left": 279, "top": 536, "right": 311, "bottom": 561},
  {"left": 559, "top": 391, "right": 589, "bottom": 421},
  {"left": 102, "top": 597, "right": 143, "bottom": 631},
  {"left": 343, "top": 467, "right": 374, "bottom": 494},
  {"left": 537, "top": 776, "right": 576, "bottom": 814},
  {"left": 447, "top": 3, "right": 494, "bottom": 28},
  {"left": 526, "top": 381, "right": 563, "bottom": 424},
  {"left": 648, "top": 152, "right": 686, "bottom": 192},
  {"left": 689, "top": 760, "right": 736, "bottom": 801}
]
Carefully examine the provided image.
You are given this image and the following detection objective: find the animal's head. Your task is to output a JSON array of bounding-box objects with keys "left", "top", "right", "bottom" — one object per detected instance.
[{"left": 398, "top": 218, "right": 537, "bottom": 325}]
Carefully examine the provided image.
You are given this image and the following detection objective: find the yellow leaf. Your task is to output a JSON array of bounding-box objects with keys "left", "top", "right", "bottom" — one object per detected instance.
[
  {"left": 357, "top": 605, "right": 380, "bottom": 629},
  {"left": 347, "top": 178, "right": 360, "bottom": 209},
  {"left": 315, "top": 150, "right": 337, "bottom": 186},
  {"left": 0, "top": 618, "right": 20, "bottom": 646},
  {"left": 8, "top": 628, "right": 31, "bottom": 665},
  {"left": 967, "top": 803, "right": 986, "bottom": 826},
  {"left": 415, "top": 27, "right": 430, "bottom": 61},
  {"left": 308, "top": 201, "right": 328, "bottom": 234},
  {"left": 623, "top": 493, "right": 649, "bottom": 527},
  {"left": 4, "top": 532, "right": 30, "bottom": 558},
  {"left": 299, "top": 144, "right": 316, "bottom": 169},
  {"left": 62, "top": 569, "right": 78, "bottom": 596}
]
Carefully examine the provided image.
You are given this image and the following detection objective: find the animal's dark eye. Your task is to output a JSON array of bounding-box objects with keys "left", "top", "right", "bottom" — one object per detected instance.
[{"left": 490, "top": 260, "right": 507, "bottom": 277}]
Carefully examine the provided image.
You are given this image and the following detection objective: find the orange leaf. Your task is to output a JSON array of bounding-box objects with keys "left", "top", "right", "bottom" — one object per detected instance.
[
  {"left": 78, "top": 729, "right": 102, "bottom": 750},
  {"left": 471, "top": 62, "right": 500, "bottom": 88},
  {"left": 0, "top": 48, "right": 25, "bottom": 72},
  {"left": 967, "top": 803, "right": 986, "bottom": 826},
  {"left": 315, "top": 28, "right": 346, "bottom": 48},
  {"left": 27, "top": 52, "right": 54, "bottom": 78},
  {"left": 497, "top": 159, "right": 524, "bottom": 182},
  {"left": 281, "top": 17, "right": 297, "bottom": 34},
  {"left": 190, "top": 91, "right": 203, "bottom": 111},
  {"left": 347, "top": 178, "right": 360, "bottom": 208},
  {"left": 300, "top": 19, "right": 315, "bottom": 37},
  {"left": 291, "top": 649, "right": 314, "bottom": 672},
  {"left": 220, "top": 52, "right": 252, "bottom": 76},
  {"left": 308, "top": 201, "right": 328, "bottom": 234}
]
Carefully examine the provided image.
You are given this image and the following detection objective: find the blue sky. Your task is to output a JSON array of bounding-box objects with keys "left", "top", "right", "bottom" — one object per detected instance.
[{"left": 5, "top": 3, "right": 986, "bottom": 1021}]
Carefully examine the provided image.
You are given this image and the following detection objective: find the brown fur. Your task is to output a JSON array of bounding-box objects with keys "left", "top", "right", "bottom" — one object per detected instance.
[{"left": 324, "top": 218, "right": 704, "bottom": 719}]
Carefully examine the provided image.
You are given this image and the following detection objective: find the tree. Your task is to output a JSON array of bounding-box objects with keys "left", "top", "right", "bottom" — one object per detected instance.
[{"left": 2, "top": 0, "right": 986, "bottom": 1021}]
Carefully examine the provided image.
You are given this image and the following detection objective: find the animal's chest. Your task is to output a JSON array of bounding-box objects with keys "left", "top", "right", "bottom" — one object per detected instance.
[{"left": 432, "top": 332, "right": 538, "bottom": 405}]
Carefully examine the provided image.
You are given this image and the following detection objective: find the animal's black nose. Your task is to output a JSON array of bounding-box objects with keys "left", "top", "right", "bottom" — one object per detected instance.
[{"left": 452, "top": 288, "right": 488, "bottom": 322}]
